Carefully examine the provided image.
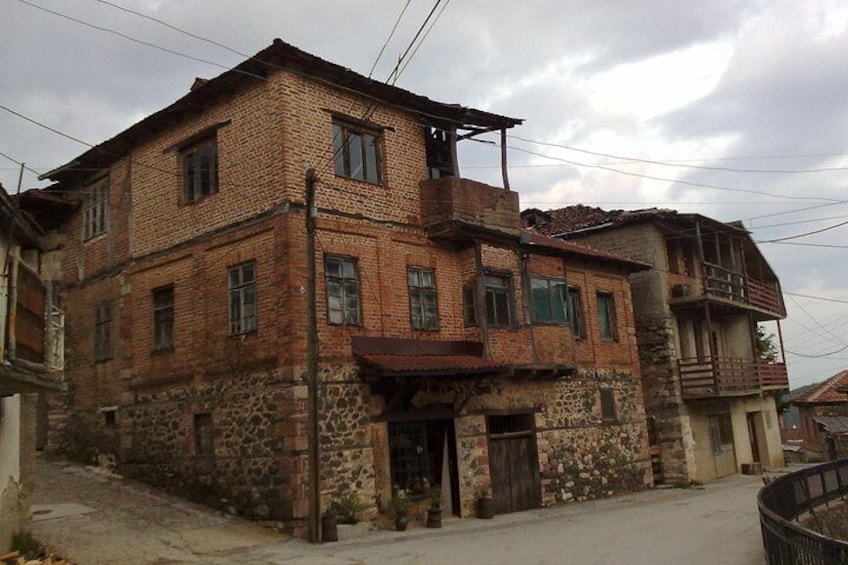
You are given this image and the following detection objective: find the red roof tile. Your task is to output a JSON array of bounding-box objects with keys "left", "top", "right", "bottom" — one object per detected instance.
[
  {"left": 527, "top": 205, "right": 678, "bottom": 236},
  {"left": 794, "top": 370, "right": 848, "bottom": 404}
]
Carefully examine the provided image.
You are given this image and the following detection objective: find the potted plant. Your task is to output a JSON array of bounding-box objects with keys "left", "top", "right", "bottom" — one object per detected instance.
[
  {"left": 478, "top": 485, "right": 495, "bottom": 519},
  {"left": 391, "top": 489, "right": 411, "bottom": 531},
  {"left": 426, "top": 485, "right": 442, "bottom": 528},
  {"left": 330, "top": 493, "right": 365, "bottom": 525}
]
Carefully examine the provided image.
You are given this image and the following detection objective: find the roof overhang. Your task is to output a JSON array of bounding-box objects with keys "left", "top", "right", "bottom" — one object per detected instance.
[{"left": 0, "top": 364, "right": 65, "bottom": 396}]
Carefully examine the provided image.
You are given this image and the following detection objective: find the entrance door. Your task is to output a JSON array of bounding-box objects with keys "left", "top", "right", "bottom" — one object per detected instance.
[
  {"left": 709, "top": 414, "right": 737, "bottom": 478},
  {"left": 488, "top": 414, "right": 541, "bottom": 514},
  {"left": 746, "top": 412, "right": 761, "bottom": 463}
]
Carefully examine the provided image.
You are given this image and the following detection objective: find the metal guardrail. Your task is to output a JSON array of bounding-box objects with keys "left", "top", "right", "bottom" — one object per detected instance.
[{"left": 759, "top": 458, "right": 848, "bottom": 564}]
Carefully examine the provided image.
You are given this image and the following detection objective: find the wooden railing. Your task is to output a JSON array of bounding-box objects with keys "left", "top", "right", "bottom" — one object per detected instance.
[
  {"left": 759, "top": 458, "right": 848, "bottom": 564},
  {"left": 683, "top": 262, "right": 785, "bottom": 316},
  {"left": 678, "top": 357, "right": 788, "bottom": 398}
]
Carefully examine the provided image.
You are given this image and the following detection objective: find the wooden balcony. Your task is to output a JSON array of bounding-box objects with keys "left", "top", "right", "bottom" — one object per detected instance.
[
  {"left": 678, "top": 357, "right": 789, "bottom": 399},
  {"left": 669, "top": 262, "right": 785, "bottom": 318},
  {"left": 419, "top": 177, "right": 521, "bottom": 240}
]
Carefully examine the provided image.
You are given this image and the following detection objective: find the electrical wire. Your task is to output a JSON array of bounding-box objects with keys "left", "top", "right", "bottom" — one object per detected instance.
[
  {"left": 15, "top": 0, "right": 267, "bottom": 81},
  {"left": 757, "top": 218, "right": 848, "bottom": 243},
  {"left": 368, "top": 0, "right": 414, "bottom": 78},
  {"left": 508, "top": 134, "right": 848, "bottom": 175}
]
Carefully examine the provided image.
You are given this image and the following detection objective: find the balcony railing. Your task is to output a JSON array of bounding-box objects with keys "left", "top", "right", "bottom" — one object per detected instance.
[
  {"left": 419, "top": 177, "right": 521, "bottom": 238},
  {"left": 670, "top": 262, "right": 785, "bottom": 317},
  {"left": 759, "top": 458, "right": 848, "bottom": 564},
  {"left": 678, "top": 357, "right": 789, "bottom": 399}
]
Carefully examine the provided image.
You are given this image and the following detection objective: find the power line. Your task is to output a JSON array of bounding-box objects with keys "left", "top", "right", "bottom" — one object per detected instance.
[
  {"left": 784, "top": 292, "right": 848, "bottom": 305},
  {"left": 395, "top": 0, "right": 451, "bottom": 81},
  {"left": 758, "top": 218, "right": 848, "bottom": 243},
  {"left": 504, "top": 144, "right": 843, "bottom": 204},
  {"left": 16, "top": 0, "right": 267, "bottom": 81},
  {"left": 744, "top": 201, "right": 848, "bottom": 222},
  {"left": 508, "top": 134, "right": 848, "bottom": 175},
  {"left": 761, "top": 241, "right": 848, "bottom": 249},
  {"left": 750, "top": 213, "right": 848, "bottom": 230},
  {"left": 368, "top": 0, "right": 413, "bottom": 78},
  {"left": 386, "top": 0, "right": 442, "bottom": 85}
]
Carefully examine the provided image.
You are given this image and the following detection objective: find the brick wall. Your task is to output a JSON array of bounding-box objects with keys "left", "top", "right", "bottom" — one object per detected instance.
[{"left": 55, "top": 61, "right": 651, "bottom": 533}]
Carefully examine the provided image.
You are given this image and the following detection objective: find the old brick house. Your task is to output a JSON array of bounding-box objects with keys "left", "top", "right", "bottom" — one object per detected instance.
[
  {"left": 524, "top": 206, "right": 790, "bottom": 484},
  {"left": 793, "top": 370, "right": 848, "bottom": 461},
  {"left": 42, "top": 39, "right": 653, "bottom": 534}
]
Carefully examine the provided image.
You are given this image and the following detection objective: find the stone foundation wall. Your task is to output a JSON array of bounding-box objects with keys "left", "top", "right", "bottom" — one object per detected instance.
[{"left": 633, "top": 315, "right": 693, "bottom": 483}]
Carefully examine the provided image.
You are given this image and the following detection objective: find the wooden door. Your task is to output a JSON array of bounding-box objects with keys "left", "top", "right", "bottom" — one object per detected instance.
[
  {"left": 488, "top": 415, "right": 540, "bottom": 515},
  {"left": 709, "top": 414, "right": 737, "bottom": 478}
]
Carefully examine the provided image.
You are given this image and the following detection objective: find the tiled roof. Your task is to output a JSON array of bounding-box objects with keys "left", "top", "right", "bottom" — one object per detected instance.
[
  {"left": 525, "top": 231, "right": 651, "bottom": 270},
  {"left": 813, "top": 416, "right": 848, "bottom": 434},
  {"left": 794, "top": 370, "right": 848, "bottom": 404},
  {"left": 357, "top": 353, "right": 509, "bottom": 376},
  {"left": 527, "top": 205, "right": 678, "bottom": 236}
]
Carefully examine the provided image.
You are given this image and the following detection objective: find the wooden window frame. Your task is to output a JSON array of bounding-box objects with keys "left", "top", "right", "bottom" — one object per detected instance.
[
  {"left": 325, "top": 255, "right": 361, "bottom": 326},
  {"left": 83, "top": 179, "right": 108, "bottom": 240},
  {"left": 597, "top": 291, "right": 618, "bottom": 342},
  {"left": 228, "top": 262, "right": 257, "bottom": 335},
  {"left": 332, "top": 120, "right": 383, "bottom": 185},
  {"left": 407, "top": 266, "right": 439, "bottom": 331},
  {"left": 152, "top": 285, "right": 175, "bottom": 351},
  {"left": 182, "top": 137, "right": 219, "bottom": 203},
  {"left": 530, "top": 276, "right": 568, "bottom": 325},
  {"left": 484, "top": 272, "right": 514, "bottom": 328},
  {"left": 462, "top": 285, "right": 477, "bottom": 327},
  {"left": 568, "top": 286, "right": 586, "bottom": 338}
]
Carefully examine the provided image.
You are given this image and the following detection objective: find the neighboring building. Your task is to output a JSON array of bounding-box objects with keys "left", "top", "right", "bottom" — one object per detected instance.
[
  {"left": 793, "top": 370, "right": 848, "bottom": 461},
  {"left": 0, "top": 184, "right": 65, "bottom": 551},
  {"left": 42, "top": 39, "right": 653, "bottom": 535},
  {"left": 524, "top": 205, "right": 790, "bottom": 484}
]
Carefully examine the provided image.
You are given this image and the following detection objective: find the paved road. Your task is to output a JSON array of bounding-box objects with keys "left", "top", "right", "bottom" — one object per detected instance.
[{"left": 31, "top": 456, "right": 770, "bottom": 564}]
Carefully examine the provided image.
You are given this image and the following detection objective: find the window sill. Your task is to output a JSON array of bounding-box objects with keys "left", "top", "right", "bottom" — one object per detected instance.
[
  {"left": 229, "top": 329, "right": 257, "bottom": 338},
  {"left": 151, "top": 347, "right": 174, "bottom": 356},
  {"left": 333, "top": 173, "right": 384, "bottom": 187}
]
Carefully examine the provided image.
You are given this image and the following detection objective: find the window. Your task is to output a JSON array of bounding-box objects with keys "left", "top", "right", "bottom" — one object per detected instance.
[
  {"left": 600, "top": 389, "right": 617, "bottom": 422},
  {"left": 194, "top": 413, "right": 214, "bottom": 455},
  {"left": 568, "top": 286, "right": 585, "bottom": 338},
  {"left": 484, "top": 273, "right": 513, "bottom": 327},
  {"left": 152, "top": 286, "right": 174, "bottom": 351},
  {"left": 183, "top": 138, "right": 218, "bottom": 202},
  {"left": 530, "top": 276, "right": 567, "bottom": 324},
  {"left": 332, "top": 120, "right": 382, "bottom": 184},
  {"left": 83, "top": 179, "right": 108, "bottom": 240},
  {"left": 228, "top": 262, "right": 256, "bottom": 335},
  {"left": 94, "top": 301, "right": 112, "bottom": 361},
  {"left": 597, "top": 292, "right": 618, "bottom": 341},
  {"left": 462, "top": 286, "right": 476, "bottom": 326},
  {"left": 388, "top": 420, "right": 452, "bottom": 497},
  {"left": 408, "top": 267, "right": 438, "bottom": 330},
  {"left": 325, "top": 255, "right": 360, "bottom": 325}
]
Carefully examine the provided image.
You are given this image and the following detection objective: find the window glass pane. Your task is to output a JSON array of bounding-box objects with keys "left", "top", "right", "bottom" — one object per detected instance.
[
  {"left": 242, "top": 263, "right": 255, "bottom": 282},
  {"left": 332, "top": 124, "right": 345, "bottom": 177},
  {"left": 325, "top": 257, "right": 341, "bottom": 278},
  {"left": 551, "top": 282, "right": 567, "bottom": 323},
  {"left": 363, "top": 133, "right": 379, "bottom": 184},
  {"left": 494, "top": 291, "right": 510, "bottom": 325},
  {"left": 408, "top": 269, "right": 420, "bottom": 287},
  {"left": 348, "top": 132, "right": 364, "bottom": 180},
  {"left": 342, "top": 259, "right": 357, "bottom": 279},
  {"left": 485, "top": 275, "right": 506, "bottom": 288},
  {"left": 598, "top": 294, "right": 613, "bottom": 340},
  {"left": 421, "top": 270, "right": 433, "bottom": 287},
  {"left": 531, "top": 278, "right": 550, "bottom": 322}
]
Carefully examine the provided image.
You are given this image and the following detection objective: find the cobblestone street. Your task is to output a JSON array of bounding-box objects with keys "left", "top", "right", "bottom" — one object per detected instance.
[{"left": 28, "top": 456, "right": 771, "bottom": 564}]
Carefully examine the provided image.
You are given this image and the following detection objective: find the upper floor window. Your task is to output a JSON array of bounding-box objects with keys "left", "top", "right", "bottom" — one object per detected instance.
[
  {"left": 325, "top": 255, "right": 361, "bottom": 325},
  {"left": 152, "top": 285, "right": 174, "bottom": 351},
  {"left": 569, "top": 286, "right": 586, "bottom": 338},
  {"left": 228, "top": 262, "right": 256, "bottom": 335},
  {"left": 600, "top": 389, "right": 617, "bottom": 422},
  {"left": 332, "top": 120, "right": 382, "bottom": 185},
  {"left": 530, "top": 276, "right": 567, "bottom": 324},
  {"left": 183, "top": 138, "right": 218, "bottom": 202},
  {"left": 485, "top": 273, "right": 513, "bottom": 327},
  {"left": 597, "top": 292, "right": 618, "bottom": 342},
  {"left": 462, "top": 285, "right": 476, "bottom": 327},
  {"left": 83, "top": 179, "right": 108, "bottom": 240},
  {"left": 408, "top": 267, "right": 438, "bottom": 330},
  {"left": 94, "top": 301, "right": 112, "bottom": 361}
]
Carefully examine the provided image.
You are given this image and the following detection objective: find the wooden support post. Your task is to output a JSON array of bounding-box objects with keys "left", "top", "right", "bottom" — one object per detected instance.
[
  {"left": 501, "top": 128, "right": 511, "bottom": 191},
  {"left": 474, "top": 241, "right": 490, "bottom": 358},
  {"left": 305, "top": 168, "right": 321, "bottom": 543}
]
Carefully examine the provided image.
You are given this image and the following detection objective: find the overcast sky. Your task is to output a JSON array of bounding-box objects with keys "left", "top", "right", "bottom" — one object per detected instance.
[{"left": 2, "top": 0, "right": 847, "bottom": 389}]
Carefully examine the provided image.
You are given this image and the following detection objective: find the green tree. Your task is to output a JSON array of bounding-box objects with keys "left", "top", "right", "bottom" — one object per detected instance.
[{"left": 756, "top": 325, "right": 778, "bottom": 362}]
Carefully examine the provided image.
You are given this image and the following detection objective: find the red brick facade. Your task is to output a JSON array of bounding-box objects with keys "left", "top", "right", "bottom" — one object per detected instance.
[{"left": 48, "top": 40, "right": 651, "bottom": 535}]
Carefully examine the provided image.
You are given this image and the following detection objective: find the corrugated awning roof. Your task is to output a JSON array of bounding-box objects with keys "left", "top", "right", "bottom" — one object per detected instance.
[{"left": 813, "top": 416, "right": 848, "bottom": 434}]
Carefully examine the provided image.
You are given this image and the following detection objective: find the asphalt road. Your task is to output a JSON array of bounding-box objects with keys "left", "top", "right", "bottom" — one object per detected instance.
[{"left": 30, "top": 456, "right": 770, "bottom": 564}]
